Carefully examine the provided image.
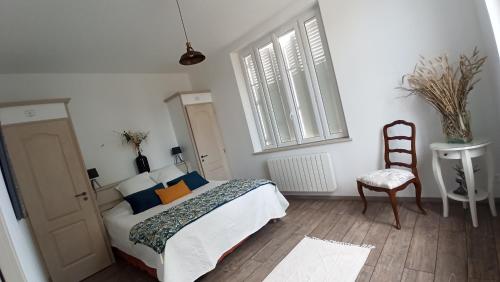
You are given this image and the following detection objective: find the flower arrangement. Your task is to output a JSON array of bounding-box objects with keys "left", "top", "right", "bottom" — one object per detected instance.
[
  {"left": 121, "top": 130, "right": 149, "bottom": 153},
  {"left": 401, "top": 48, "right": 486, "bottom": 143}
]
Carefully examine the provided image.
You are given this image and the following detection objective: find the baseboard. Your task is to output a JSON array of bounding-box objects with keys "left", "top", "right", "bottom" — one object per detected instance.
[{"left": 284, "top": 194, "right": 500, "bottom": 204}]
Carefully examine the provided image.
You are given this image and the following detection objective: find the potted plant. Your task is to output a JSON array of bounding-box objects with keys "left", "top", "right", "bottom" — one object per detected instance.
[
  {"left": 401, "top": 48, "right": 486, "bottom": 143},
  {"left": 121, "top": 130, "right": 150, "bottom": 173},
  {"left": 452, "top": 164, "right": 479, "bottom": 196}
]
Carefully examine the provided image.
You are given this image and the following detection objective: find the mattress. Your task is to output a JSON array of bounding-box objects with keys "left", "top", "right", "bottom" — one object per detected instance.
[{"left": 103, "top": 180, "right": 289, "bottom": 282}]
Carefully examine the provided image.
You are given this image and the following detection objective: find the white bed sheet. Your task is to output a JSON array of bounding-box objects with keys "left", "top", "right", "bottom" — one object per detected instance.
[{"left": 103, "top": 180, "right": 289, "bottom": 282}]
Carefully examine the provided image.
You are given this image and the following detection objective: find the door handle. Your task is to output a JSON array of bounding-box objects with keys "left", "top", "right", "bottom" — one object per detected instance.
[
  {"left": 75, "top": 192, "right": 87, "bottom": 198},
  {"left": 75, "top": 192, "right": 88, "bottom": 201},
  {"left": 200, "top": 155, "right": 208, "bottom": 159}
]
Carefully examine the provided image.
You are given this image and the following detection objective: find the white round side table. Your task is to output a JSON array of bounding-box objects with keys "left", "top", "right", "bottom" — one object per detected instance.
[{"left": 430, "top": 138, "right": 497, "bottom": 227}]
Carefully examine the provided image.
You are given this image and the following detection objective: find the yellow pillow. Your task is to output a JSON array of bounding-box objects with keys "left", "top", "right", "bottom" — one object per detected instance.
[{"left": 155, "top": 180, "right": 191, "bottom": 204}]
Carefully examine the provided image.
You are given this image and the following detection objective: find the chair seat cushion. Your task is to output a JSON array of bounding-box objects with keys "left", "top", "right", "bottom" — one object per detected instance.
[{"left": 357, "top": 168, "right": 415, "bottom": 189}]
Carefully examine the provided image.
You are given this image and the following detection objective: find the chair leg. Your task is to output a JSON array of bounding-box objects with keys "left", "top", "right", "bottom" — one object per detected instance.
[
  {"left": 388, "top": 191, "right": 401, "bottom": 229},
  {"left": 357, "top": 182, "right": 367, "bottom": 214},
  {"left": 414, "top": 180, "right": 426, "bottom": 215}
]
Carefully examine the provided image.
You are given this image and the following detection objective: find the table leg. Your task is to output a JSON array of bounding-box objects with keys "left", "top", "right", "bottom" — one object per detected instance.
[
  {"left": 462, "top": 150, "right": 478, "bottom": 227},
  {"left": 486, "top": 145, "right": 497, "bottom": 217},
  {"left": 432, "top": 150, "right": 449, "bottom": 217}
]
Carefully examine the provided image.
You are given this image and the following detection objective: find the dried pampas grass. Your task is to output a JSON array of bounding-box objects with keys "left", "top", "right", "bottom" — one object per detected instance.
[{"left": 400, "top": 48, "right": 486, "bottom": 142}]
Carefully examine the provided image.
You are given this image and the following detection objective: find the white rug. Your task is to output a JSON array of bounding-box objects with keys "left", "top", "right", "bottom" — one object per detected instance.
[{"left": 264, "top": 236, "right": 374, "bottom": 282}]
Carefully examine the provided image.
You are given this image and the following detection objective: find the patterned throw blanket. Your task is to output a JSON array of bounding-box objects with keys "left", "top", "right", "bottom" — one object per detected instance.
[{"left": 129, "top": 179, "right": 273, "bottom": 254}]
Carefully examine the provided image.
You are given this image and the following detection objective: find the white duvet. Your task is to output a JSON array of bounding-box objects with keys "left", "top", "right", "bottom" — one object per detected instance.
[{"left": 103, "top": 180, "right": 289, "bottom": 282}]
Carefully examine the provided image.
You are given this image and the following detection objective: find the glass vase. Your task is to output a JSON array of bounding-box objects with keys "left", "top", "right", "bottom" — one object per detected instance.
[{"left": 441, "top": 111, "right": 472, "bottom": 144}]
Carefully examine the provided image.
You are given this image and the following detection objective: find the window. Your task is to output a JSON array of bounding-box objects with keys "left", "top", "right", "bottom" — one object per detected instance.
[{"left": 240, "top": 9, "right": 348, "bottom": 151}]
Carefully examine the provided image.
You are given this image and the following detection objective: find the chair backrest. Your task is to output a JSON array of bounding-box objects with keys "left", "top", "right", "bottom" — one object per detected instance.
[{"left": 383, "top": 120, "right": 417, "bottom": 175}]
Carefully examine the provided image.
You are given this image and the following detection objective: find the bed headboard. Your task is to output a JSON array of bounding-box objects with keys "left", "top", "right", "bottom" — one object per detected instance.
[{"left": 95, "top": 162, "right": 191, "bottom": 213}]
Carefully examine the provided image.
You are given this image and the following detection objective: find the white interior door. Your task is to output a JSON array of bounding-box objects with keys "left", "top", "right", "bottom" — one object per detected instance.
[
  {"left": 186, "top": 103, "right": 231, "bottom": 180},
  {"left": 3, "top": 119, "right": 112, "bottom": 282}
]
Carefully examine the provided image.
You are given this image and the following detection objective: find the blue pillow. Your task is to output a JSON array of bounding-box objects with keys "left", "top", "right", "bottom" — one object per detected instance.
[
  {"left": 167, "top": 171, "right": 208, "bottom": 190},
  {"left": 124, "top": 183, "right": 163, "bottom": 214}
]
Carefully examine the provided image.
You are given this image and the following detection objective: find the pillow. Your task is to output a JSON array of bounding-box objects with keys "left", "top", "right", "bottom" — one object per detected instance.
[
  {"left": 149, "top": 164, "right": 185, "bottom": 185},
  {"left": 167, "top": 171, "right": 208, "bottom": 190},
  {"left": 116, "top": 172, "right": 157, "bottom": 197},
  {"left": 123, "top": 183, "right": 164, "bottom": 214},
  {"left": 155, "top": 180, "right": 191, "bottom": 204}
]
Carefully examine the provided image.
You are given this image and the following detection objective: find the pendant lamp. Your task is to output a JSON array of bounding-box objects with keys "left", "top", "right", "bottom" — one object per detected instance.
[{"left": 175, "top": 0, "right": 205, "bottom": 65}]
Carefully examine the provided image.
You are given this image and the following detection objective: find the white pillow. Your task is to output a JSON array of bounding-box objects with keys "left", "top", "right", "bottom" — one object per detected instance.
[
  {"left": 115, "top": 172, "right": 157, "bottom": 197},
  {"left": 149, "top": 164, "right": 185, "bottom": 185}
]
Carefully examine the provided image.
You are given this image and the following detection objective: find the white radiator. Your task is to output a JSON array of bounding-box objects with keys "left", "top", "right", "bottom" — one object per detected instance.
[{"left": 267, "top": 153, "right": 337, "bottom": 193}]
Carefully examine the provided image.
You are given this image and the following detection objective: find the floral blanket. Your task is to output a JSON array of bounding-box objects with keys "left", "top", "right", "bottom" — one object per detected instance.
[{"left": 129, "top": 179, "right": 273, "bottom": 254}]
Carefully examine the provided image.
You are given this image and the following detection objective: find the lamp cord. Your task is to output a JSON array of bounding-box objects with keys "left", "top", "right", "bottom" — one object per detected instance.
[{"left": 175, "top": 0, "right": 189, "bottom": 43}]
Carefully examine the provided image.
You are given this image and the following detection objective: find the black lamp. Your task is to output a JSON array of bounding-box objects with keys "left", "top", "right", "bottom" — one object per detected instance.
[
  {"left": 87, "top": 168, "right": 102, "bottom": 190},
  {"left": 171, "top": 146, "right": 183, "bottom": 164},
  {"left": 171, "top": 146, "right": 189, "bottom": 172},
  {"left": 175, "top": 0, "right": 206, "bottom": 65},
  {"left": 171, "top": 146, "right": 182, "bottom": 156}
]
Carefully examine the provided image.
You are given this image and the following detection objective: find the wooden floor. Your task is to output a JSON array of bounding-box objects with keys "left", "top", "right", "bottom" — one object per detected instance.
[{"left": 85, "top": 198, "right": 500, "bottom": 282}]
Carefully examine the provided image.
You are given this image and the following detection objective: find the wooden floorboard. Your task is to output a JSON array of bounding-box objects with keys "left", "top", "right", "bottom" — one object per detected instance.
[
  {"left": 434, "top": 229, "right": 467, "bottom": 282},
  {"left": 370, "top": 204, "right": 417, "bottom": 282},
  {"left": 405, "top": 203, "right": 439, "bottom": 273},
  {"left": 362, "top": 204, "right": 395, "bottom": 266},
  {"left": 401, "top": 268, "right": 434, "bottom": 282},
  {"left": 84, "top": 199, "right": 500, "bottom": 282},
  {"left": 308, "top": 200, "right": 343, "bottom": 239},
  {"left": 493, "top": 203, "right": 500, "bottom": 279},
  {"left": 465, "top": 206, "right": 499, "bottom": 280},
  {"left": 343, "top": 202, "right": 384, "bottom": 245},
  {"left": 324, "top": 201, "right": 361, "bottom": 241},
  {"left": 356, "top": 265, "right": 374, "bottom": 282}
]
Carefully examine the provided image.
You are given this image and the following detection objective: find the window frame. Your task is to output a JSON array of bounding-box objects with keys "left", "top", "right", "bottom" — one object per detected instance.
[
  {"left": 298, "top": 10, "right": 348, "bottom": 139},
  {"left": 240, "top": 50, "right": 277, "bottom": 150},
  {"left": 275, "top": 23, "right": 325, "bottom": 144},
  {"left": 254, "top": 37, "right": 298, "bottom": 147},
  {"left": 240, "top": 7, "right": 348, "bottom": 152}
]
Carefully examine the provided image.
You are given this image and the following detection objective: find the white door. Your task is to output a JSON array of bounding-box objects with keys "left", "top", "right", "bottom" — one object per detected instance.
[
  {"left": 3, "top": 119, "right": 112, "bottom": 282},
  {"left": 186, "top": 103, "right": 231, "bottom": 180}
]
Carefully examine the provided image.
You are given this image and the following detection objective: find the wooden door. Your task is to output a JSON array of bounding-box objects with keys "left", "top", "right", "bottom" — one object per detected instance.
[
  {"left": 186, "top": 103, "right": 231, "bottom": 180},
  {"left": 2, "top": 119, "right": 112, "bottom": 282}
]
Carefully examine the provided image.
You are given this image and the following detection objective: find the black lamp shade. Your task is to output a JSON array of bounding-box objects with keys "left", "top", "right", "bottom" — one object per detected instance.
[
  {"left": 171, "top": 146, "right": 182, "bottom": 155},
  {"left": 87, "top": 168, "right": 99, "bottom": 179},
  {"left": 179, "top": 42, "right": 206, "bottom": 65}
]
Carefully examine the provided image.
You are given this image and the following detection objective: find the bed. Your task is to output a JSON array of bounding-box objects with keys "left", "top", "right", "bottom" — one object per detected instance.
[{"left": 102, "top": 179, "right": 289, "bottom": 282}]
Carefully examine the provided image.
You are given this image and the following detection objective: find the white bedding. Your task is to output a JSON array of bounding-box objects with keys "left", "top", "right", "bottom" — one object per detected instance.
[{"left": 103, "top": 180, "right": 289, "bottom": 282}]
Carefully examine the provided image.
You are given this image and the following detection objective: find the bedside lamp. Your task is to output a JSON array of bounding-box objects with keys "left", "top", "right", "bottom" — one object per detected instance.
[
  {"left": 171, "top": 146, "right": 183, "bottom": 164},
  {"left": 87, "top": 168, "right": 102, "bottom": 190},
  {"left": 171, "top": 146, "right": 189, "bottom": 173}
]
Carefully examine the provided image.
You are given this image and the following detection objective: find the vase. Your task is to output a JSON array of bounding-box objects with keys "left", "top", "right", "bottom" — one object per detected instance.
[
  {"left": 441, "top": 111, "right": 472, "bottom": 144},
  {"left": 135, "top": 152, "right": 150, "bottom": 173}
]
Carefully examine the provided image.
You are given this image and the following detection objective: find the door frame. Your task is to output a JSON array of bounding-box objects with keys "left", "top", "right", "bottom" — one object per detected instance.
[{"left": 184, "top": 102, "right": 231, "bottom": 179}]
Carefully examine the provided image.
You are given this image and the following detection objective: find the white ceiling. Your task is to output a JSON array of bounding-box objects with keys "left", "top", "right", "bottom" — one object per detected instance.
[{"left": 0, "top": 0, "right": 296, "bottom": 73}]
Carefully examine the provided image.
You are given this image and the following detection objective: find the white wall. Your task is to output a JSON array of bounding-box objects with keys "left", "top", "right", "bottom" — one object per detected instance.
[
  {"left": 0, "top": 172, "right": 48, "bottom": 282},
  {"left": 0, "top": 73, "right": 191, "bottom": 281},
  {"left": 479, "top": 0, "right": 500, "bottom": 136},
  {"left": 485, "top": 0, "right": 500, "bottom": 54},
  {"left": 0, "top": 73, "right": 192, "bottom": 185},
  {"left": 166, "top": 96, "right": 200, "bottom": 172},
  {"left": 188, "top": 0, "right": 500, "bottom": 197}
]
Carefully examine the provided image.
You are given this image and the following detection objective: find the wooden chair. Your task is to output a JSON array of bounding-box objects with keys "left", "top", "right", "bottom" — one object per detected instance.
[{"left": 356, "top": 120, "right": 426, "bottom": 229}]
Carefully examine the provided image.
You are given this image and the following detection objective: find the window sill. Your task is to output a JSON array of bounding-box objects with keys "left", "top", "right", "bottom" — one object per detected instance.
[{"left": 253, "top": 137, "right": 352, "bottom": 155}]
